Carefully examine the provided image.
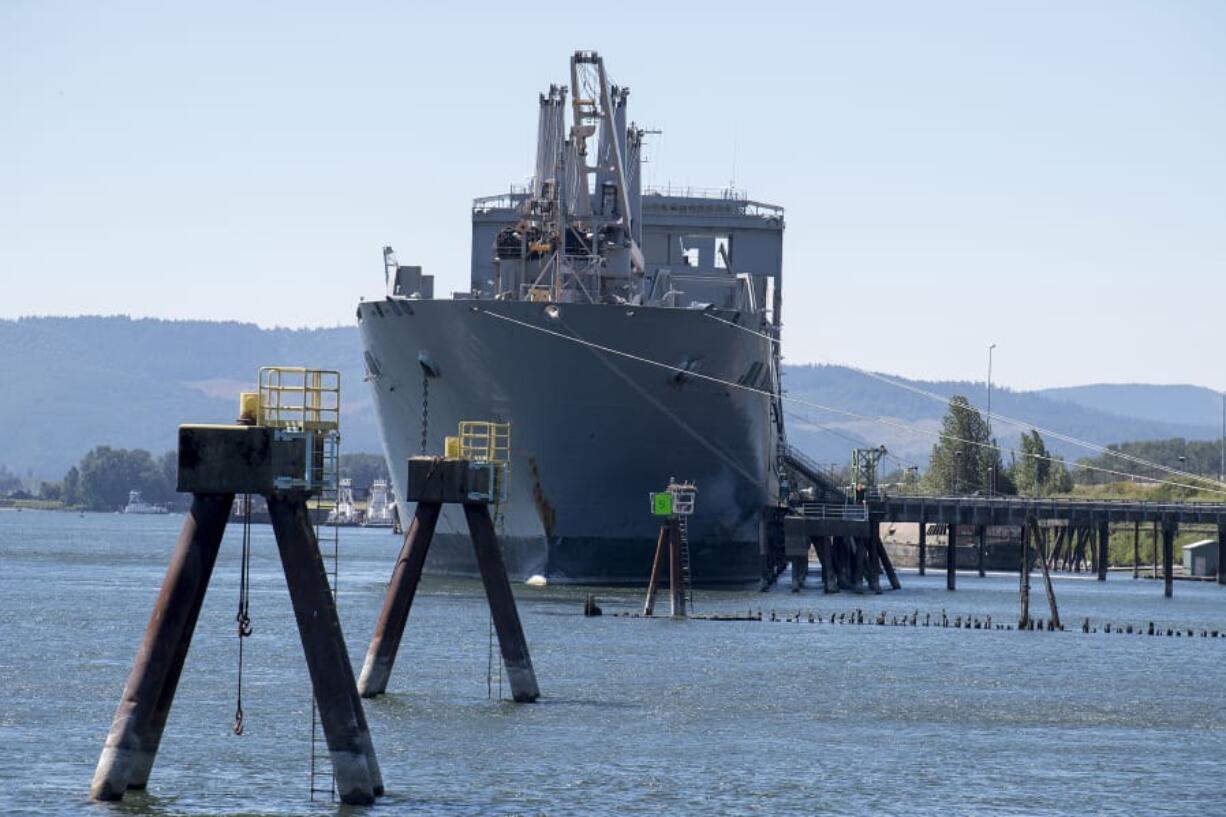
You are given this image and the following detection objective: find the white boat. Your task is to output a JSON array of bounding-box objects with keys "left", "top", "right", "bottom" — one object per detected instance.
[
  {"left": 123, "top": 490, "right": 168, "bottom": 515},
  {"left": 327, "top": 478, "right": 361, "bottom": 526},
  {"left": 362, "top": 479, "right": 396, "bottom": 528}
]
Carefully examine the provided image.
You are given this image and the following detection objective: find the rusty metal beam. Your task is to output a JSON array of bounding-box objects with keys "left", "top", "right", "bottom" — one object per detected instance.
[
  {"left": 91, "top": 493, "right": 234, "bottom": 801},
  {"left": 358, "top": 501, "right": 442, "bottom": 698},
  {"left": 268, "top": 495, "right": 381, "bottom": 804},
  {"left": 464, "top": 503, "right": 541, "bottom": 702}
]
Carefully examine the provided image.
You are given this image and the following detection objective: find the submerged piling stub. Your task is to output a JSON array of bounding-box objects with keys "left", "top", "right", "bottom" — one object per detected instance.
[
  {"left": 358, "top": 452, "right": 540, "bottom": 702},
  {"left": 92, "top": 406, "right": 383, "bottom": 806}
]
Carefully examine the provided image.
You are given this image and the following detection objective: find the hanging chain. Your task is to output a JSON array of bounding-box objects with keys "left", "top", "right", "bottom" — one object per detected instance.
[
  {"left": 233, "top": 494, "right": 254, "bottom": 736},
  {"left": 486, "top": 613, "right": 493, "bottom": 699},
  {"left": 420, "top": 372, "right": 429, "bottom": 455}
]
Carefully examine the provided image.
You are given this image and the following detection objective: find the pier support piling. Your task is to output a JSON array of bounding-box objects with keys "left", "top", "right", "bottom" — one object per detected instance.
[
  {"left": 1018, "top": 519, "right": 1031, "bottom": 629},
  {"left": 875, "top": 529, "right": 901, "bottom": 590},
  {"left": 1133, "top": 521, "right": 1140, "bottom": 580},
  {"left": 358, "top": 502, "right": 441, "bottom": 697},
  {"left": 668, "top": 517, "right": 686, "bottom": 617},
  {"left": 91, "top": 493, "right": 234, "bottom": 801},
  {"left": 643, "top": 525, "right": 668, "bottom": 615},
  {"left": 359, "top": 457, "right": 540, "bottom": 702},
  {"left": 1162, "top": 523, "right": 1175, "bottom": 598},
  {"left": 946, "top": 524, "right": 957, "bottom": 591},
  {"left": 465, "top": 502, "right": 541, "bottom": 701},
  {"left": 976, "top": 525, "right": 986, "bottom": 577},
  {"left": 917, "top": 521, "right": 927, "bottom": 576},
  {"left": 1097, "top": 521, "right": 1110, "bottom": 582},
  {"left": 269, "top": 495, "right": 381, "bottom": 803}
]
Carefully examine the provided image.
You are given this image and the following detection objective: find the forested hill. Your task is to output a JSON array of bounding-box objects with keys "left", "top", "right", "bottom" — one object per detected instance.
[
  {"left": 778, "top": 367, "right": 1220, "bottom": 467},
  {"left": 1, "top": 316, "right": 1220, "bottom": 479},
  {"left": 0, "top": 316, "right": 376, "bottom": 479}
]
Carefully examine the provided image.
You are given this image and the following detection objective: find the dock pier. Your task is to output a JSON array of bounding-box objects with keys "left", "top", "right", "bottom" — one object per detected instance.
[{"left": 786, "top": 494, "right": 1226, "bottom": 596}]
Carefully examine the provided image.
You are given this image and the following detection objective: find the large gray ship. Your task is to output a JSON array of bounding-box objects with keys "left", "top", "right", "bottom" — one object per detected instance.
[{"left": 358, "top": 51, "right": 788, "bottom": 585}]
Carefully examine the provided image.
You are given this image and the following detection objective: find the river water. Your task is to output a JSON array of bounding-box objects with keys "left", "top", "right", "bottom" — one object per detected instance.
[{"left": 1, "top": 509, "right": 1223, "bottom": 816}]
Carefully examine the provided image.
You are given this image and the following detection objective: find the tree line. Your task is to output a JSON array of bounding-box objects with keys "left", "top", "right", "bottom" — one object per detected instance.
[{"left": 920, "top": 395, "right": 1073, "bottom": 496}]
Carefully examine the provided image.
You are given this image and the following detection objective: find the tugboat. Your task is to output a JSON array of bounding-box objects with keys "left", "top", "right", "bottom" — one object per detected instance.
[
  {"left": 362, "top": 479, "right": 396, "bottom": 528},
  {"left": 122, "top": 490, "right": 168, "bottom": 515},
  {"left": 326, "top": 478, "right": 362, "bottom": 526}
]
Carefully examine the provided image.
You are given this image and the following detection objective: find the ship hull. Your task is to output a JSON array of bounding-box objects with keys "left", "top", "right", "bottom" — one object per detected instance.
[{"left": 357, "top": 298, "right": 778, "bottom": 586}]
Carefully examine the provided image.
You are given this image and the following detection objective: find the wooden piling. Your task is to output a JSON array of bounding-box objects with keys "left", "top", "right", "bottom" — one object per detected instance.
[
  {"left": 1162, "top": 522, "right": 1175, "bottom": 599},
  {"left": 917, "top": 520, "right": 927, "bottom": 576},
  {"left": 1132, "top": 521, "right": 1140, "bottom": 580},
  {"left": 91, "top": 493, "right": 234, "bottom": 801},
  {"left": 643, "top": 524, "right": 668, "bottom": 615},
  {"left": 1018, "top": 518, "right": 1031, "bottom": 629},
  {"left": 976, "top": 524, "right": 986, "bottom": 577},
  {"left": 1036, "top": 522, "right": 1061, "bottom": 630},
  {"left": 1097, "top": 521, "right": 1109, "bottom": 582},
  {"left": 816, "top": 537, "right": 838, "bottom": 594},
  {"left": 946, "top": 524, "right": 957, "bottom": 591},
  {"left": 862, "top": 535, "right": 882, "bottom": 594},
  {"left": 358, "top": 501, "right": 441, "bottom": 698},
  {"left": 1152, "top": 520, "right": 1159, "bottom": 579},
  {"left": 874, "top": 529, "right": 901, "bottom": 590}
]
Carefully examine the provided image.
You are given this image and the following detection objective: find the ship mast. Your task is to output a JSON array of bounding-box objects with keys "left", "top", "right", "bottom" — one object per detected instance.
[{"left": 494, "top": 50, "right": 645, "bottom": 304}]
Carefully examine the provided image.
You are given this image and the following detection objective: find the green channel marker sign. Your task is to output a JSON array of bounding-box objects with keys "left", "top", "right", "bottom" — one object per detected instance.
[{"left": 650, "top": 492, "right": 674, "bottom": 516}]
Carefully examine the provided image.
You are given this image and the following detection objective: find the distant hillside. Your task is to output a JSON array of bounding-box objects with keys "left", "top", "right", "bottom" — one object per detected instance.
[
  {"left": 0, "top": 316, "right": 379, "bottom": 478},
  {"left": 1037, "top": 383, "right": 1223, "bottom": 428},
  {"left": 1, "top": 316, "right": 1219, "bottom": 479},
  {"left": 782, "top": 365, "right": 1220, "bottom": 470}
]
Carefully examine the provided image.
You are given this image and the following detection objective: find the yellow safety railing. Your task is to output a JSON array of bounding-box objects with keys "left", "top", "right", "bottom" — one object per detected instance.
[
  {"left": 446, "top": 421, "right": 511, "bottom": 508},
  {"left": 457, "top": 421, "right": 510, "bottom": 464},
  {"left": 257, "top": 367, "right": 340, "bottom": 433}
]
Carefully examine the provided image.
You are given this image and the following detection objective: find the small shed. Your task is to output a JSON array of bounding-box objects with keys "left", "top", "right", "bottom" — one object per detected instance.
[{"left": 1182, "top": 539, "right": 1219, "bottom": 577}]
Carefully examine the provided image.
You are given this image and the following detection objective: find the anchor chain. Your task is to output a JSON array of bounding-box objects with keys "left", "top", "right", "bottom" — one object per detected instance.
[
  {"left": 420, "top": 372, "right": 429, "bottom": 455},
  {"left": 233, "top": 494, "right": 254, "bottom": 735}
]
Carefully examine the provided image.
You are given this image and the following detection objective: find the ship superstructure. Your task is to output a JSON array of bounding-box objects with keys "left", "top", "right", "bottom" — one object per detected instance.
[{"left": 358, "top": 51, "right": 787, "bottom": 585}]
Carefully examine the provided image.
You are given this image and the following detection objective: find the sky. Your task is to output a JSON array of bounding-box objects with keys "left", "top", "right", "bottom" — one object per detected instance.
[{"left": 2, "top": 1, "right": 1224, "bottom": 391}]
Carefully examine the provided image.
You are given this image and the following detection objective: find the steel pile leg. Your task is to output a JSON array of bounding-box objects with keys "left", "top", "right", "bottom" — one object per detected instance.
[
  {"left": 358, "top": 502, "right": 441, "bottom": 698},
  {"left": 91, "top": 493, "right": 234, "bottom": 801},
  {"left": 464, "top": 503, "right": 541, "bottom": 702},
  {"left": 268, "top": 495, "right": 382, "bottom": 805}
]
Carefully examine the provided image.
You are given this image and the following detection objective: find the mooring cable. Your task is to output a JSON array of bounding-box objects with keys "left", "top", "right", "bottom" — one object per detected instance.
[
  {"left": 479, "top": 308, "right": 1226, "bottom": 497},
  {"left": 702, "top": 311, "right": 1226, "bottom": 491}
]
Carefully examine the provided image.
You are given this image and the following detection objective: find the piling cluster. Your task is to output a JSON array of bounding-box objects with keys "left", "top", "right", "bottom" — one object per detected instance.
[{"left": 609, "top": 606, "right": 1224, "bottom": 639}]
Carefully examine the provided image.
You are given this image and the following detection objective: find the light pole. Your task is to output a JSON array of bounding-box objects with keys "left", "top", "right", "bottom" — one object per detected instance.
[{"left": 986, "top": 343, "right": 996, "bottom": 495}]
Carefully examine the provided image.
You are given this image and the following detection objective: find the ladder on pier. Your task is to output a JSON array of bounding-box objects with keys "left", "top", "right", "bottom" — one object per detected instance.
[
  {"left": 678, "top": 514, "right": 694, "bottom": 612},
  {"left": 309, "top": 424, "right": 341, "bottom": 801}
]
